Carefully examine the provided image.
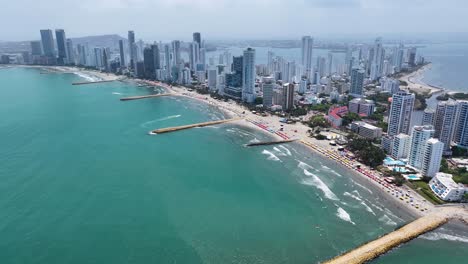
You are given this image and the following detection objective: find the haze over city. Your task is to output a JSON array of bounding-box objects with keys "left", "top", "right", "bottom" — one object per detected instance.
[{"left": 2, "top": 0, "right": 468, "bottom": 41}]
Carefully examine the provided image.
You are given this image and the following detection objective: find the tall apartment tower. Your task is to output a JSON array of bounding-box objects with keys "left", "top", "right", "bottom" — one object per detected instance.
[
  {"left": 40, "top": 29, "right": 55, "bottom": 57},
  {"left": 242, "top": 48, "right": 256, "bottom": 103},
  {"left": 55, "top": 29, "right": 68, "bottom": 65},
  {"left": 408, "top": 125, "right": 435, "bottom": 170},
  {"left": 434, "top": 100, "right": 458, "bottom": 153},
  {"left": 128, "top": 31, "right": 135, "bottom": 69},
  {"left": 454, "top": 101, "right": 468, "bottom": 149},
  {"left": 350, "top": 68, "right": 365, "bottom": 97},
  {"left": 387, "top": 91, "right": 415, "bottom": 136},
  {"left": 119, "top": 40, "right": 125, "bottom": 68},
  {"left": 301, "top": 36, "right": 313, "bottom": 79}
]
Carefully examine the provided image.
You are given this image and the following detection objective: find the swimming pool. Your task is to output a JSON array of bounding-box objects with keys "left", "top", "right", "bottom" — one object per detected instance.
[
  {"left": 407, "top": 175, "right": 420, "bottom": 180},
  {"left": 384, "top": 157, "right": 406, "bottom": 166}
]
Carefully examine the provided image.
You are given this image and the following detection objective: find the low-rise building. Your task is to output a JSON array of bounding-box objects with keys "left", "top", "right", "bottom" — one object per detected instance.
[
  {"left": 350, "top": 121, "right": 382, "bottom": 139},
  {"left": 348, "top": 98, "right": 375, "bottom": 117},
  {"left": 327, "top": 106, "right": 348, "bottom": 128},
  {"left": 429, "top": 172, "right": 467, "bottom": 201}
]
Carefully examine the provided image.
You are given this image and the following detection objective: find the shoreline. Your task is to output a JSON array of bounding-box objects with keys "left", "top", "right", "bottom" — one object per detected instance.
[
  {"left": 399, "top": 63, "right": 445, "bottom": 95},
  {"left": 6, "top": 65, "right": 453, "bottom": 219}
]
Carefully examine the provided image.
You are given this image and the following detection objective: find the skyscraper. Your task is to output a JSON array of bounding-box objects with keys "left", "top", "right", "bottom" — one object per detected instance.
[
  {"left": 282, "top": 83, "right": 295, "bottom": 111},
  {"left": 119, "top": 40, "right": 125, "bottom": 68},
  {"left": 350, "top": 68, "right": 365, "bottom": 97},
  {"left": 242, "top": 48, "right": 256, "bottom": 103},
  {"left": 370, "top": 37, "right": 384, "bottom": 81},
  {"left": 171, "top": 40, "right": 181, "bottom": 67},
  {"left": 189, "top": 42, "right": 200, "bottom": 70},
  {"left": 434, "top": 100, "right": 458, "bottom": 153},
  {"left": 40, "top": 29, "right": 55, "bottom": 58},
  {"left": 143, "top": 47, "right": 155, "bottom": 79},
  {"left": 301, "top": 36, "right": 313, "bottom": 79},
  {"left": 55, "top": 29, "right": 68, "bottom": 65},
  {"left": 66, "top": 39, "right": 74, "bottom": 65},
  {"left": 408, "top": 48, "right": 417, "bottom": 67},
  {"left": 327, "top": 52, "right": 333, "bottom": 76},
  {"left": 421, "top": 138, "right": 444, "bottom": 177},
  {"left": 422, "top": 108, "right": 436, "bottom": 126},
  {"left": 262, "top": 77, "right": 274, "bottom": 108},
  {"left": 454, "top": 101, "right": 468, "bottom": 149},
  {"left": 164, "top": 44, "right": 171, "bottom": 81},
  {"left": 408, "top": 125, "right": 435, "bottom": 170},
  {"left": 128, "top": 31, "right": 135, "bottom": 69},
  {"left": 387, "top": 91, "right": 415, "bottom": 136},
  {"left": 193, "top": 32, "right": 201, "bottom": 47},
  {"left": 30, "top": 41, "right": 43, "bottom": 56}
]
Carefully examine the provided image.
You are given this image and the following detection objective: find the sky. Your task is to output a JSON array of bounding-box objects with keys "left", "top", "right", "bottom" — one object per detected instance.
[{"left": 2, "top": 0, "right": 468, "bottom": 41}]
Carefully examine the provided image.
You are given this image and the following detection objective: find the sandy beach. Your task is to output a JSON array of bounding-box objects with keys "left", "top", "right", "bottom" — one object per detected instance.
[
  {"left": 9, "top": 65, "right": 452, "bottom": 218},
  {"left": 399, "top": 63, "right": 443, "bottom": 95}
]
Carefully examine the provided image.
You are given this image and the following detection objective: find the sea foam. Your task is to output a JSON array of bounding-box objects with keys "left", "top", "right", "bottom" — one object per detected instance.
[
  {"left": 421, "top": 232, "right": 468, "bottom": 243},
  {"left": 336, "top": 207, "right": 355, "bottom": 225},
  {"left": 301, "top": 169, "right": 339, "bottom": 201},
  {"left": 262, "top": 150, "right": 281, "bottom": 162}
]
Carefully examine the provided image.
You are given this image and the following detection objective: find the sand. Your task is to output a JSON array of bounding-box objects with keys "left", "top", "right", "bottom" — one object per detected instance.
[{"left": 399, "top": 63, "right": 443, "bottom": 95}]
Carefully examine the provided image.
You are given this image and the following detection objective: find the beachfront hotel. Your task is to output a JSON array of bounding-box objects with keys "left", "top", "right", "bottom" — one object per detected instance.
[{"left": 429, "top": 173, "right": 468, "bottom": 201}]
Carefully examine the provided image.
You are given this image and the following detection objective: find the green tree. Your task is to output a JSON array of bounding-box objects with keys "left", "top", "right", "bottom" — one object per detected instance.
[
  {"left": 308, "top": 115, "right": 329, "bottom": 128},
  {"left": 341, "top": 112, "right": 362, "bottom": 127},
  {"left": 254, "top": 97, "right": 263, "bottom": 105}
]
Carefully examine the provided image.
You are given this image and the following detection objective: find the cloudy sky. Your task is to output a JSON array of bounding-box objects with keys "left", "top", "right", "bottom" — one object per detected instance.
[{"left": 2, "top": 0, "right": 468, "bottom": 41}]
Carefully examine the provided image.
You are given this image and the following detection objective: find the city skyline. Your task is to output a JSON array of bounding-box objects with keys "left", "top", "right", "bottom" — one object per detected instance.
[{"left": 2, "top": 0, "right": 468, "bottom": 41}]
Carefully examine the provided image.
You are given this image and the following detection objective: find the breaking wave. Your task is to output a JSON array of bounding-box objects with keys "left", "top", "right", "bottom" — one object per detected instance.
[
  {"left": 336, "top": 207, "right": 355, "bottom": 225},
  {"left": 140, "top": 115, "right": 181, "bottom": 128},
  {"left": 273, "top": 147, "right": 288, "bottom": 156},
  {"left": 379, "top": 214, "right": 397, "bottom": 226},
  {"left": 421, "top": 232, "right": 468, "bottom": 243},
  {"left": 301, "top": 169, "right": 339, "bottom": 201},
  {"left": 278, "top": 145, "right": 292, "bottom": 156},
  {"left": 262, "top": 150, "right": 281, "bottom": 162}
]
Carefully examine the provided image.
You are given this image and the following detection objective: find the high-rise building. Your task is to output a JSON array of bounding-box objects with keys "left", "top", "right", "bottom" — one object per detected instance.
[
  {"left": 282, "top": 83, "right": 295, "bottom": 111},
  {"left": 189, "top": 42, "right": 200, "bottom": 70},
  {"left": 454, "top": 101, "right": 468, "bottom": 149},
  {"left": 55, "top": 29, "right": 68, "bottom": 65},
  {"left": 193, "top": 32, "right": 201, "bottom": 47},
  {"left": 30, "top": 41, "right": 43, "bottom": 56},
  {"left": 208, "top": 68, "right": 217, "bottom": 91},
  {"left": 434, "top": 100, "right": 458, "bottom": 153},
  {"left": 394, "top": 44, "right": 404, "bottom": 72},
  {"left": 299, "top": 78, "right": 307, "bottom": 94},
  {"left": 66, "top": 39, "right": 74, "bottom": 65},
  {"left": 421, "top": 138, "right": 444, "bottom": 177},
  {"left": 387, "top": 91, "right": 415, "bottom": 136},
  {"left": 408, "top": 47, "right": 417, "bottom": 67},
  {"left": 171, "top": 40, "right": 181, "bottom": 68},
  {"left": 40, "top": 29, "right": 55, "bottom": 58},
  {"left": 262, "top": 77, "right": 274, "bottom": 108},
  {"left": 164, "top": 44, "right": 171, "bottom": 81},
  {"left": 370, "top": 37, "right": 384, "bottom": 81},
  {"left": 118, "top": 40, "right": 125, "bottom": 68},
  {"left": 143, "top": 47, "right": 155, "bottom": 79},
  {"left": 422, "top": 108, "right": 436, "bottom": 126},
  {"left": 242, "top": 48, "right": 256, "bottom": 103},
  {"left": 391, "top": 134, "right": 411, "bottom": 159},
  {"left": 301, "top": 36, "right": 313, "bottom": 79},
  {"left": 327, "top": 52, "right": 333, "bottom": 76},
  {"left": 408, "top": 125, "right": 435, "bottom": 170},
  {"left": 350, "top": 68, "right": 365, "bottom": 97},
  {"left": 128, "top": 31, "right": 136, "bottom": 69}
]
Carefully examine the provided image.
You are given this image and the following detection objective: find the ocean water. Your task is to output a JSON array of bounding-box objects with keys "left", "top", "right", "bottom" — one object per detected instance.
[
  {"left": 0, "top": 68, "right": 467, "bottom": 263},
  {"left": 420, "top": 42, "right": 468, "bottom": 92}
]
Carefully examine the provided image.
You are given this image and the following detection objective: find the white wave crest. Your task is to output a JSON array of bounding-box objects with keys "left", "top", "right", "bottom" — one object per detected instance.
[
  {"left": 262, "top": 150, "right": 281, "bottom": 162},
  {"left": 298, "top": 161, "right": 314, "bottom": 171},
  {"left": 343, "top": 191, "right": 363, "bottom": 202},
  {"left": 112, "top": 92, "right": 123, "bottom": 95},
  {"left": 140, "top": 115, "right": 181, "bottom": 128},
  {"left": 273, "top": 147, "right": 288, "bottom": 156},
  {"left": 379, "top": 214, "right": 397, "bottom": 226},
  {"left": 361, "top": 201, "right": 376, "bottom": 215},
  {"left": 351, "top": 180, "right": 373, "bottom": 194},
  {"left": 279, "top": 145, "right": 292, "bottom": 156},
  {"left": 301, "top": 169, "right": 339, "bottom": 201},
  {"left": 74, "top": 72, "right": 99, "bottom": 82},
  {"left": 336, "top": 207, "right": 355, "bottom": 225},
  {"left": 421, "top": 232, "right": 468, "bottom": 243}
]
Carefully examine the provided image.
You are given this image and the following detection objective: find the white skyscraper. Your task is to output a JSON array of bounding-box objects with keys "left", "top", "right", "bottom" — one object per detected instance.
[
  {"left": 434, "top": 100, "right": 458, "bottom": 153},
  {"left": 408, "top": 125, "right": 435, "bottom": 170},
  {"left": 164, "top": 44, "right": 171, "bottom": 81},
  {"left": 327, "top": 52, "right": 333, "bottom": 76},
  {"left": 391, "top": 134, "right": 411, "bottom": 159},
  {"left": 370, "top": 37, "right": 384, "bottom": 81},
  {"left": 387, "top": 91, "right": 415, "bottom": 136},
  {"left": 421, "top": 138, "right": 444, "bottom": 177},
  {"left": 301, "top": 36, "right": 313, "bottom": 79},
  {"left": 242, "top": 48, "right": 256, "bottom": 103},
  {"left": 171, "top": 40, "right": 181, "bottom": 67}
]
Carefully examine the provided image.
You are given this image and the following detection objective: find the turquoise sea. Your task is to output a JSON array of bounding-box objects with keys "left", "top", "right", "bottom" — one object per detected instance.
[{"left": 0, "top": 67, "right": 467, "bottom": 263}]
